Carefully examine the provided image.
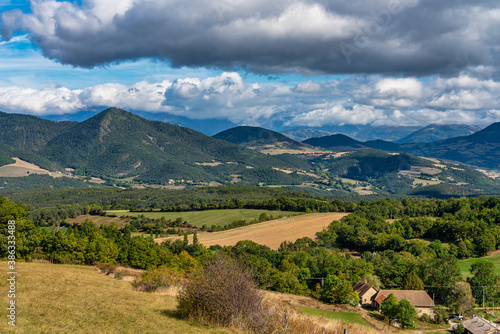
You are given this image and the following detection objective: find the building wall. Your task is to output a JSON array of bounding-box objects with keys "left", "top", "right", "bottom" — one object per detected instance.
[
  {"left": 360, "top": 287, "right": 377, "bottom": 305},
  {"left": 416, "top": 307, "right": 435, "bottom": 319}
]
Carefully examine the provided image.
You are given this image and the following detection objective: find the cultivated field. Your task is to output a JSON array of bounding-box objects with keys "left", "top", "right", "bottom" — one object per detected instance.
[
  {"left": 156, "top": 212, "right": 348, "bottom": 249},
  {"left": 0, "top": 158, "right": 55, "bottom": 177},
  {"left": 0, "top": 262, "right": 229, "bottom": 334},
  {"left": 105, "top": 209, "right": 301, "bottom": 228},
  {"left": 66, "top": 214, "right": 132, "bottom": 227}
]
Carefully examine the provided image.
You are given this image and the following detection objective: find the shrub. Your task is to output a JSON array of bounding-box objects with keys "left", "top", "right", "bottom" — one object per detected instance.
[
  {"left": 96, "top": 262, "right": 118, "bottom": 275},
  {"left": 177, "top": 254, "right": 263, "bottom": 327},
  {"left": 131, "top": 267, "right": 180, "bottom": 292}
]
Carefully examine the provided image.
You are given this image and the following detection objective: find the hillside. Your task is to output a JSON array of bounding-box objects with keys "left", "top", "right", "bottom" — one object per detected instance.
[
  {"left": 0, "top": 111, "right": 76, "bottom": 152},
  {"left": 0, "top": 261, "right": 230, "bottom": 334},
  {"left": 213, "top": 126, "right": 308, "bottom": 150},
  {"left": 396, "top": 124, "right": 480, "bottom": 143},
  {"left": 312, "top": 149, "right": 499, "bottom": 195},
  {"left": 400, "top": 122, "right": 500, "bottom": 169}
]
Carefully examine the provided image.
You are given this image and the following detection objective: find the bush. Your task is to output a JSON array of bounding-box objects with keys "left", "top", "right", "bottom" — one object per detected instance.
[
  {"left": 177, "top": 254, "right": 263, "bottom": 327},
  {"left": 419, "top": 313, "right": 431, "bottom": 323},
  {"left": 131, "top": 267, "right": 180, "bottom": 292},
  {"left": 96, "top": 262, "right": 118, "bottom": 275}
]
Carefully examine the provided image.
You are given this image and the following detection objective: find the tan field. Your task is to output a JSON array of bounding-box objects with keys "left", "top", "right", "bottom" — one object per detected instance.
[
  {"left": 0, "top": 158, "right": 55, "bottom": 177},
  {"left": 156, "top": 212, "right": 348, "bottom": 249},
  {"left": 66, "top": 214, "right": 131, "bottom": 227}
]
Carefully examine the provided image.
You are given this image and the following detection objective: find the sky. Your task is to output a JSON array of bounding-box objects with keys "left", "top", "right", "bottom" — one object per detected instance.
[{"left": 1, "top": 0, "right": 500, "bottom": 130}]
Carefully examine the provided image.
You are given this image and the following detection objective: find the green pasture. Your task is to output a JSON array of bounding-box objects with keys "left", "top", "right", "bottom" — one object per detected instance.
[
  {"left": 106, "top": 209, "right": 301, "bottom": 228},
  {"left": 458, "top": 254, "right": 500, "bottom": 279},
  {"left": 297, "top": 307, "right": 371, "bottom": 327}
]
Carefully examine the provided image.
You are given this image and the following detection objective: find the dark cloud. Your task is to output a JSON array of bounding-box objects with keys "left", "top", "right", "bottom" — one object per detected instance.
[{"left": 1, "top": 0, "right": 499, "bottom": 76}]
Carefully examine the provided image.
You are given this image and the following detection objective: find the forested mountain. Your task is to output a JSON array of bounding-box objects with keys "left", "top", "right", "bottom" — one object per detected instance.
[
  {"left": 0, "top": 111, "right": 76, "bottom": 151},
  {"left": 396, "top": 124, "right": 480, "bottom": 143},
  {"left": 213, "top": 126, "right": 308, "bottom": 150}
]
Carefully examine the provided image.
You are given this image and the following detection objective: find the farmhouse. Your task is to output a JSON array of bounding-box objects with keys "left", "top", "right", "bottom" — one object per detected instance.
[
  {"left": 461, "top": 316, "right": 500, "bottom": 334},
  {"left": 352, "top": 281, "right": 377, "bottom": 306},
  {"left": 372, "top": 290, "right": 435, "bottom": 318}
]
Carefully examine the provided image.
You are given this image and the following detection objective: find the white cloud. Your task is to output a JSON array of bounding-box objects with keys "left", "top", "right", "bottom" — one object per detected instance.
[
  {"left": 285, "top": 104, "right": 381, "bottom": 127},
  {"left": 1, "top": 72, "right": 500, "bottom": 127}
]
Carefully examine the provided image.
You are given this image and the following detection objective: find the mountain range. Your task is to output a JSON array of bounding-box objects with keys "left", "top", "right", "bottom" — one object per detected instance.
[
  {"left": 395, "top": 124, "right": 480, "bottom": 144},
  {"left": 301, "top": 124, "right": 500, "bottom": 170},
  {"left": 0, "top": 108, "right": 499, "bottom": 197},
  {"left": 0, "top": 108, "right": 311, "bottom": 186}
]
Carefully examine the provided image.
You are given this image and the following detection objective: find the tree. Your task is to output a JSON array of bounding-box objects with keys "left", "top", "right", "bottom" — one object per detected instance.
[
  {"left": 360, "top": 273, "right": 382, "bottom": 290},
  {"left": 397, "top": 299, "right": 417, "bottom": 329},
  {"left": 380, "top": 293, "right": 399, "bottom": 325},
  {"left": 320, "top": 274, "right": 359, "bottom": 306},
  {"left": 447, "top": 282, "right": 475, "bottom": 316},
  {"left": 182, "top": 233, "right": 188, "bottom": 250},
  {"left": 402, "top": 271, "right": 424, "bottom": 290},
  {"left": 467, "top": 259, "right": 499, "bottom": 304}
]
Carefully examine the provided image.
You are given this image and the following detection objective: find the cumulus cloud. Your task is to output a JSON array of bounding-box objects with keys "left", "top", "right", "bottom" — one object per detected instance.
[
  {"left": 1, "top": 72, "right": 500, "bottom": 128},
  {"left": 1, "top": 0, "right": 500, "bottom": 76}
]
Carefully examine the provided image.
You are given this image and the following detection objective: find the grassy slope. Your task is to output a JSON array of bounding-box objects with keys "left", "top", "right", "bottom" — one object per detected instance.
[
  {"left": 0, "top": 262, "right": 230, "bottom": 334},
  {"left": 297, "top": 307, "right": 371, "bottom": 327},
  {"left": 458, "top": 252, "right": 500, "bottom": 279},
  {"left": 106, "top": 209, "right": 301, "bottom": 227}
]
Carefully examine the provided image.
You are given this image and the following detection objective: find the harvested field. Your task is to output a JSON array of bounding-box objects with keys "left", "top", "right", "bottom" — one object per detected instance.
[
  {"left": 0, "top": 158, "right": 55, "bottom": 177},
  {"left": 156, "top": 212, "right": 348, "bottom": 249},
  {"left": 66, "top": 214, "right": 131, "bottom": 227}
]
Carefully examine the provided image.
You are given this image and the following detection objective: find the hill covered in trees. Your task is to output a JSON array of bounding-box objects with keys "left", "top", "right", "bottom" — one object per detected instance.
[{"left": 214, "top": 126, "right": 309, "bottom": 150}]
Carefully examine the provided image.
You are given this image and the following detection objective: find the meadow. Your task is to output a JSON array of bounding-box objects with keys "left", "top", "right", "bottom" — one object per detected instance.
[
  {"left": 297, "top": 307, "right": 371, "bottom": 327},
  {"left": 106, "top": 208, "right": 301, "bottom": 228},
  {"left": 458, "top": 251, "right": 500, "bottom": 279}
]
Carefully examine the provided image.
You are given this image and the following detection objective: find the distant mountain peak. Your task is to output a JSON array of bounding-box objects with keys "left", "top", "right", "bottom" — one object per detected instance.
[{"left": 396, "top": 123, "right": 480, "bottom": 144}]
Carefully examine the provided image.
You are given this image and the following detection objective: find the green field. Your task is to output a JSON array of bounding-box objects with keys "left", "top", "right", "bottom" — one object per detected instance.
[
  {"left": 458, "top": 253, "right": 500, "bottom": 279},
  {"left": 297, "top": 307, "right": 371, "bottom": 327},
  {"left": 107, "top": 209, "right": 301, "bottom": 228}
]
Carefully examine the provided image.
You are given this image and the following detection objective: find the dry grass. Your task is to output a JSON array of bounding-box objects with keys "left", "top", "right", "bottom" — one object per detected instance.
[
  {"left": 0, "top": 261, "right": 416, "bottom": 334},
  {"left": 0, "top": 261, "right": 231, "bottom": 334},
  {"left": 0, "top": 158, "right": 55, "bottom": 177},
  {"left": 156, "top": 212, "right": 348, "bottom": 249},
  {"left": 66, "top": 214, "right": 131, "bottom": 228}
]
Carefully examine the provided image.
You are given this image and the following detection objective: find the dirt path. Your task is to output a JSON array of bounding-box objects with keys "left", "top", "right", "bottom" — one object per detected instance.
[{"left": 156, "top": 212, "right": 348, "bottom": 249}]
